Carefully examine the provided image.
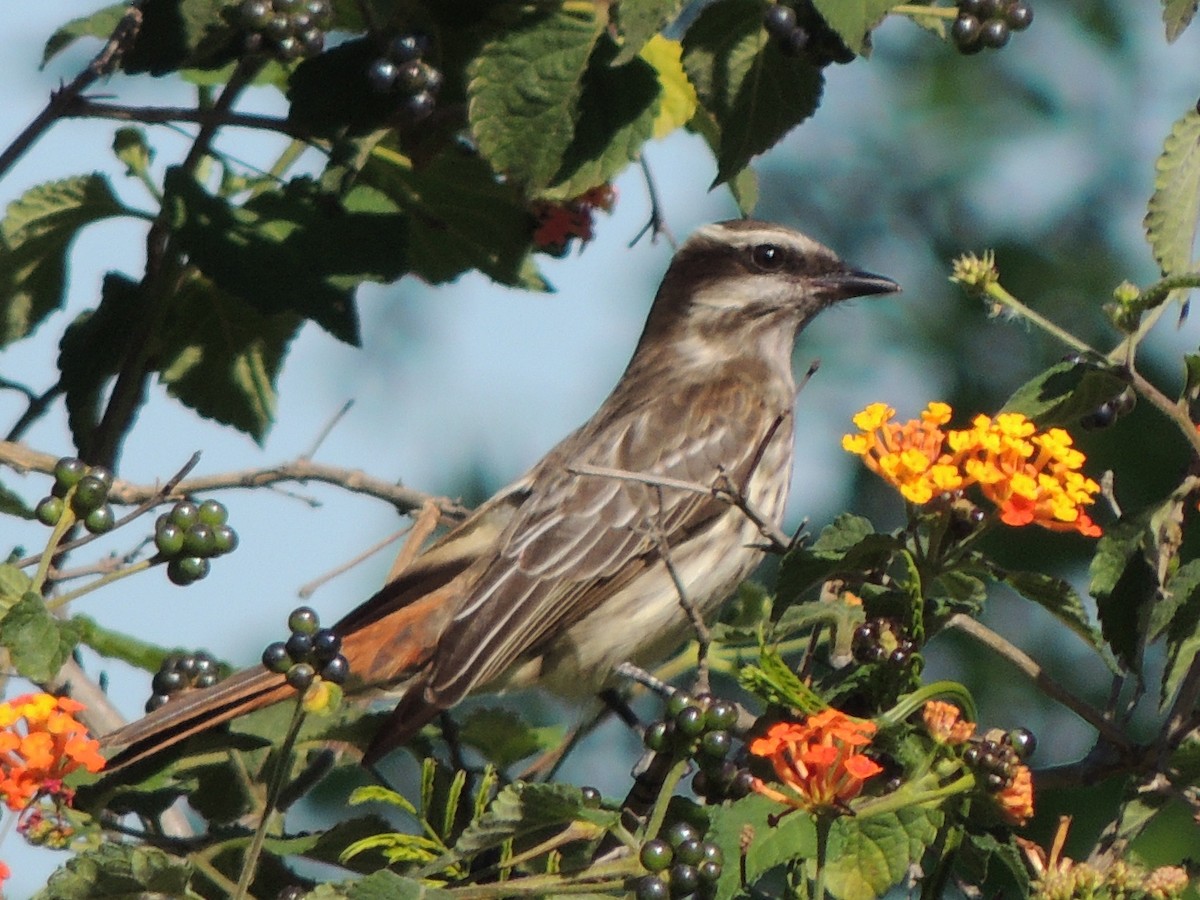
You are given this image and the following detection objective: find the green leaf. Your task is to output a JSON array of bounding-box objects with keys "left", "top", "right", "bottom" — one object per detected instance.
[
  {"left": 157, "top": 271, "right": 300, "bottom": 442},
  {"left": 0, "top": 564, "right": 32, "bottom": 604},
  {"left": 1089, "top": 521, "right": 1154, "bottom": 672},
  {"left": 707, "top": 793, "right": 818, "bottom": 899},
  {"left": 542, "top": 37, "right": 661, "bottom": 199},
  {"left": 35, "top": 843, "right": 198, "bottom": 900},
  {"left": 168, "top": 170, "right": 413, "bottom": 344},
  {"left": 959, "top": 830, "right": 1030, "bottom": 898},
  {"left": 810, "top": 0, "right": 896, "bottom": 53},
  {"left": 0, "top": 482, "right": 34, "bottom": 520},
  {"left": 459, "top": 707, "right": 564, "bottom": 769},
  {"left": 1163, "top": 0, "right": 1200, "bottom": 42},
  {"left": 0, "top": 592, "right": 81, "bottom": 681},
  {"left": 357, "top": 147, "right": 543, "bottom": 288},
  {"left": 113, "top": 127, "right": 154, "bottom": 179},
  {"left": 1163, "top": 581, "right": 1200, "bottom": 708},
  {"left": 468, "top": 4, "right": 605, "bottom": 190},
  {"left": 1152, "top": 557, "right": 1200, "bottom": 641},
  {"left": 1002, "top": 569, "right": 1106, "bottom": 657},
  {"left": 1000, "top": 359, "right": 1129, "bottom": 427},
  {"left": 121, "top": 0, "right": 240, "bottom": 76},
  {"left": 0, "top": 174, "right": 127, "bottom": 347},
  {"left": 739, "top": 647, "right": 824, "bottom": 712},
  {"left": 614, "top": 0, "right": 685, "bottom": 64},
  {"left": 338, "top": 870, "right": 455, "bottom": 900},
  {"left": 776, "top": 515, "right": 893, "bottom": 602},
  {"left": 1145, "top": 107, "right": 1200, "bottom": 278},
  {"left": 288, "top": 38, "right": 418, "bottom": 139},
  {"left": 42, "top": 4, "right": 126, "bottom": 66},
  {"left": 823, "top": 807, "right": 944, "bottom": 900},
  {"left": 682, "top": 0, "right": 824, "bottom": 185},
  {"left": 453, "top": 782, "right": 617, "bottom": 857},
  {"left": 57, "top": 273, "right": 144, "bottom": 454}
]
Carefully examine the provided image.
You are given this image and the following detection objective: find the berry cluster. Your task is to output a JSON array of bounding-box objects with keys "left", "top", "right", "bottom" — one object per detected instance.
[
  {"left": 635, "top": 821, "right": 724, "bottom": 899},
  {"left": 145, "top": 651, "right": 221, "bottom": 713},
  {"left": 154, "top": 499, "right": 238, "bottom": 586},
  {"left": 531, "top": 184, "right": 617, "bottom": 257},
  {"left": 761, "top": 2, "right": 856, "bottom": 66},
  {"left": 237, "top": 0, "right": 332, "bottom": 61},
  {"left": 1080, "top": 387, "right": 1136, "bottom": 430},
  {"left": 366, "top": 33, "right": 443, "bottom": 122},
  {"left": 951, "top": 0, "right": 1033, "bottom": 54},
  {"left": 643, "top": 692, "right": 753, "bottom": 804},
  {"left": 852, "top": 618, "right": 918, "bottom": 669},
  {"left": 261, "top": 606, "right": 349, "bottom": 691},
  {"left": 963, "top": 727, "right": 1036, "bottom": 791},
  {"left": 35, "top": 457, "right": 116, "bottom": 535}
]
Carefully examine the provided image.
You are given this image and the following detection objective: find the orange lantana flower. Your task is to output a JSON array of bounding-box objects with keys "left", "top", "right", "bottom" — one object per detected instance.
[
  {"left": 844, "top": 403, "right": 1101, "bottom": 537},
  {"left": 747, "top": 709, "right": 883, "bottom": 813},
  {"left": 922, "top": 700, "right": 975, "bottom": 746},
  {"left": 0, "top": 693, "right": 105, "bottom": 811},
  {"left": 996, "top": 763, "right": 1035, "bottom": 826}
]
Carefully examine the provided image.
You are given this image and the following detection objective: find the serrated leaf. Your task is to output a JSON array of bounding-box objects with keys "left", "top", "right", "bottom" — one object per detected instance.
[
  {"left": 453, "top": 782, "right": 616, "bottom": 857},
  {"left": 823, "top": 807, "right": 943, "bottom": 900},
  {"left": 42, "top": 4, "right": 126, "bottom": 66},
  {"left": 776, "top": 515, "right": 893, "bottom": 602},
  {"left": 739, "top": 647, "right": 824, "bottom": 711},
  {"left": 122, "top": 0, "right": 240, "bottom": 76},
  {"left": 0, "top": 592, "right": 81, "bottom": 681},
  {"left": 357, "top": 147, "right": 542, "bottom": 288},
  {"left": 641, "top": 36, "right": 698, "bottom": 140},
  {"left": 1000, "top": 359, "right": 1129, "bottom": 427},
  {"left": 1089, "top": 521, "right": 1154, "bottom": 672},
  {"left": 1151, "top": 557, "right": 1200, "bottom": 641},
  {"left": 960, "top": 830, "right": 1030, "bottom": 897},
  {"left": 0, "top": 564, "right": 32, "bottom": 604},
  {"left": 1003, "top": 570, "right": 1106, "bottom": 656},
  {"left": 810, "top": 0, "right": 896, "bottom": 53},
  {"left": 614, "top": 0, "right": 684, "bottom": 64},
  {"left": 157, "top": 271, "right": 299, "bottom": 442},
  {"left": 1163, "top": 582, "right": 1200, "bottom": 708},
  {"left": 707, "top": 793, "right": 818, "bottom": 899},
  {"left": 169, "top": 170, "right": 414, "bottom": 344},
  {"left": 340, "top": 870, "right": 455, "bottom": 900},
  {"left": 0, "top": 174, "right": 127, "bottom": 347},
  {"left": 57, "top": 273, "right": 143, "bottom": 455},
  {"left": 468, "top": 4, "right": 604, "bottom": 190},
  {"left": 35, "top": 843, "right": 197, "bottom": 900},
  {"left": 543, "top": 37, "right": 661, "bottom": 198},
  {"left": 1146, "top": 108, "right": 1200, "bottom": 278},
  {"left": 1163, "top": 0, "right": 1200, "bottom": 42},
  {"left": 682, "top": 0, "right": 824, "bottom": 186}
]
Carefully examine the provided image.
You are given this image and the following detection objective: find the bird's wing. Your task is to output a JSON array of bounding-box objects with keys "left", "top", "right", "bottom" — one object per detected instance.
[{"left": 425, "top": 369, "right": 790, "bottom": 706}]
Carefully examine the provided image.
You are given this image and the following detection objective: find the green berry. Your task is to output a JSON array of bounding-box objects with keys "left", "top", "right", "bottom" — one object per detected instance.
[
  {"left": 698, "top": 859, "right": 723, "bottom": 884},
  {"left": 705, "top": 700, "right": 738, "bottom": 731},
  {"left": 263, "top": 641, "right": 291, "bottom": 673},
  {"left": 665, "top": 692, "right": 692, "bottom": 718},
  {"left": 211, "top": 525, "right": 239, "bottom": 555},
  {"left": 167, "top": 556, "right": 209, "bottom": 586},
  {"left": 35, "top": 496, "right": 64, "bottom": 527},
  {"left": 170, "top": 501, "right": 201, "bottom": 529},
  {"left": 1006, "top": 727, "right": 1037, "bottom": 759},
  {"left": 580, "top": 786, "right": 602, "bottom": 808},
  {"left": 152, "top": 668, "right": 186, "bottom": 695},
  {"left": 239, "top": 0, "right": 272, "bottom": 28},
  {"left": 53, "top": 457, "right": 87, "bottom": 491},
  {"left": 699, "top": 730, "right": 731, "bottom": 759},
  {"left": 286, "top": 662, "right": 316, "bottom": 690},
  {"left": 674, "top": 705, "right": 706, "bottom": 737},
  {"left": 155, "top": 522, "right": 185, "bottom": 557},
  {"left": 197, "top": 499, "right": 228, "bottom": 526},
  {"left": 84, "top": 504, "right": 115, "bottom": 534},
  {"left": 640, "top": 839, "right": 673, "bottom": 872},
  {"left": 644, "top": 721, "right": 670, "bottom": 752},
  {"left": 763, "top": 4, "right": 797, "bottom": 36},
  {"left": 183, "top": 523, "right": 217, "bottom": 557},
  {"left": 665, "top": 821, "right": 700, "bottom": 848},
  {"left": 674, "top": 839, "right": 704, "bottom": 866},
  {"left": 71, "top": 475, "right": 109, "bottom": 513},
  {"left": 288, "top": 606, "right": 320, "bottom": 635},
  {"left": 88, "top": 466, "right": 113, "bottom": 490}
]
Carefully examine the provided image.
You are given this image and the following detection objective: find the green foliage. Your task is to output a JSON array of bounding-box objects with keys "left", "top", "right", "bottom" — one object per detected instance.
[
  {"left": 823, "top": 807, "right": 945, "bottom": 900},
  {"left": 0, "top": 592, "right": 81, "bottom": 681},
  {"left": 33, "top": 842, "right": 200, "bottom": 900},
  {"left": 1000, "top": 358, "right": 1129, "bottom": 427},
  {"left": 1145, "top": 107, "right": 1200, "bottom": 278}
]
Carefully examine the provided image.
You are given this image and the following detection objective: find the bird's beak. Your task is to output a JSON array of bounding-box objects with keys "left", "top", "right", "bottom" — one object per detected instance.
[{"left": 815, "top": 269, "right": 901, "bottom": 301}]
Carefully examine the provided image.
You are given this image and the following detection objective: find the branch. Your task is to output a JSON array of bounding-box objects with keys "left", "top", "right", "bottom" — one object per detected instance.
[
  {"left": 0, "top": 2, "right": 145, "bottom": 180},
  {"left": 0, "top": 440, "right": 470, "bottom": 519},
  {"left": 60, "top": 97, "right": 308, "bottom": 140}
]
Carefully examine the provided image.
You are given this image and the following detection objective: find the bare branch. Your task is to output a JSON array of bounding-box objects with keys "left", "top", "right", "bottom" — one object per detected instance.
[{"left": 60, "top": 97, "right": 308, "bottom": 140}]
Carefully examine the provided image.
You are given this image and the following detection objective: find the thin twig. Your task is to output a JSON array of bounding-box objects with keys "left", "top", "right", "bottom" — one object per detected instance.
[
  {"left": 4, "top": 384, "right": 63, "bottom": 443},
  {"left": 652, "top": 487, "right": 711, "bottom": 693},
  {"left": 0, "top": 3, "right": 144, "bottom": 180},
  {"left": 297, "top": 526, "right": 411, "bottom": 599},
  {"left": 61, "top": 97, "right": 307, "bottom": 140},
  {"left": 0, "top": 440, "right": 469, "bottom": 519},
  {"left": 629, "top": 154, "right": 676, "bottom": 250},
  {"left": 385, "top": 499, "right": 444, "bottom": 582},
  {"left": 947, "top": 613, "right": 1130, "bottom": 749},
  {"left": 303, "top": 400, "right": 355, "bottom": 460}
]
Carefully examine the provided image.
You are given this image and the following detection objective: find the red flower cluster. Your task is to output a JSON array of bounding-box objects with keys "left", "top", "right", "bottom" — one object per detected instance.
[
  {"left": 0, "top": 693, "right": 105, "bottom": 812},
  {"left": 530, "top": 184, "right": 617, "bottom": 256},
  {"left": 747, "top": 709, "right": 883, "bottom": 813}
]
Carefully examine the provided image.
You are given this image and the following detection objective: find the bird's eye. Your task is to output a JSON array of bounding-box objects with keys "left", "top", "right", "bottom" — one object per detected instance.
[{"left": 750, "top": 243, "right": 787, "bottom": 270}]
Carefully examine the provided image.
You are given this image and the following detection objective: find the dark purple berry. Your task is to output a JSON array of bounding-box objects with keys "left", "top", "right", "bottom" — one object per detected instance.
[
  {"left": 668, "top": 863, "right": 700, "bottom": 896},
  {"left": 674, "top": 839, "right": 705, "bottom": 866},
  {"left": 299, "top": 27, "right": 325, "bottom": 55},
  {"left": 285, "top": 632, "right": 313, "bottom": 661},
  {"left": 700, "top": 730, "right": 731, "bottom": 758},
  {"left": 263, "top": 641, "right": 291, "bottom": 673},
  {"left": 1006, "top": 727, "right": 1037, "bottom": 759},
  {"left": 706, "top": 700, "right": 738, "bottom": 731},
  {"left": 979, "top": 17, "right": 1010, "bottom": 47},
  {"left": 781, "top": 26, "right": 810, "bottom": 56},
  {"left": 152, "top": 668, "right": 185, "bottom": 695},
  {"left": 635, "top": 875, "right": 669, "bottom": 900},
  {"left": 286, "top": 662, "right": 316, "bottom": 690},
  {"left": 763, "top": 4, "right": 797, "bottom": 36},
  {"left": 264, "top": 15, "right": 293, "bottom": 42},
  {"left": 367, "top": 58, "right": 398, "bottom": 92},
  {"left": 276, "top": 35, "right": 304, "bottom": 59},
  {"left": 665, "top": 821, "right": 700, "bottom": 848},
  {"left": 395, "top": 60, "right": 427, "bottom": 92},
  {"left": 389, "top": 33, "right": 429, "bottom": 63},
  {"left": 311, "top": 629, "right": 342, "bottom": 662},
  {"left": 952, "top": 14, "right": 982, "bottom": 49},
  {"left": 319, "top": 655, "right": 349, "bottom": 684},
  {"left": 957, "top": 0, "right": 984, "bottom": 14},
  {"left": 403, "top": 91, "right": 436, "bottom": 120},
  {"left": 145, "top": 694, "right": 169, "bottom": 712},
  {"left": 698, "top": 859, "right": 723, "bottom": 884}
]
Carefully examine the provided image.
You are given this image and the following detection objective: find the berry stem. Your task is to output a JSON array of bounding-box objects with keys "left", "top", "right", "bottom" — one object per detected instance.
[
  {"left": 45, "top": 558, "right": 154, "bottom": 612},
  {"left": 31, "top": 500, "right": 78, "bottom": 593},
  {"left": 641, "top": 757, "right": 691, "bottom": 843},
  {"left": 890, "top": 4, "right": 959, "bottom": 19}
]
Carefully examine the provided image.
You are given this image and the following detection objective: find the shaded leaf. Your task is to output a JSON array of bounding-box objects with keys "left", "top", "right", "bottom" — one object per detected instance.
[
  {"left": 1164, "top": 582, "right": 1200, "bottom": 709},
  {"left": 960, "top": 830, "right": 1030, "bottom": 898},
  {"left": 682, "top": 0, "right": 823, "bottom": 185},
  {"left": 811, "top": 0, "right": 896, "bottom": 53},
  {"left": 1089, "top": 521, "right": 1154, "bottom": 672},
  {"left": 288, "top": 38, "right": 418, "bottom": 139},
  {"left": 1145, "top": 107, "right": 1200, "bottom": 278},
  {"left": 459, "top": 707, "right": 564, "bottom": 769},
  {"left": 33, "top": 843, "right": 197, "bottom": 900},
  {"left": 0, "top": 482, "right": 34, "bottom": 520},
  {"left": 467, "top": 4, "right": 604, "bottom": 190},
  {"left": 0, "top": 564, "right": 32, "bottom": 604},
  {"left": 1152, "top": 557, "right": 1200, "bottom": 641},
  {"left": 120, "top": 0, "right": 240, "bottom": 75},
  {"left": 544, "top": 37, "right": 661, "bottom": 199},
  {"left": 824, "top": 807, "right": 944, "bottom": 900},
  {"left": 0, "top": 174, "right": 128, "bottom": 348},
  {"left": 453, "top": 782, "right": 617, "bottom": 857},
  {"left": 0, "top": 592, "right": 81, "bottom": 682},
  {"left": 1002, "top": 569, "right": 1106, "bottom": 657},
  {"left": 1000, "top": 359, "right": 1129, "bottom": 427},
  {"left": 776, "top": 515, "right": 893, "bottom": 602},
  {"left": 157, "top": 271, "right": 300, "bottom": 442},
  {"left": 614, "top": 0, "right": 685, "bottom": 64},
  {"left": 357, "top": 147, "right": 542, "bottom": 288},
  {"left": 1163, "top": 0, "right": 1200, "bottom": 42},
  {"left": 707, "top": 793, "right": 817, "bottom": 899}
]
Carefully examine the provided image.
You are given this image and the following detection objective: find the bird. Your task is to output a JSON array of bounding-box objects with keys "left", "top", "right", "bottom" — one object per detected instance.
[{"left": 100, "top": 219, "right": 899, "bottom": 769}]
